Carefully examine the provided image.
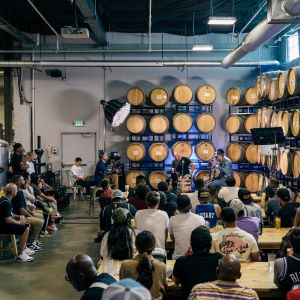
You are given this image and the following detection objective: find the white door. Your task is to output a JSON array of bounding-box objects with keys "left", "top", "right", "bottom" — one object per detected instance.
[{"left": 61, "top": 132, "right": 97, "bottom": 182}]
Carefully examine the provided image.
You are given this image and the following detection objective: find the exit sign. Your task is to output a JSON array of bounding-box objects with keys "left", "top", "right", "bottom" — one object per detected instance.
[{"left": 73, "top": 120, "right": 84, "bottom": 127}]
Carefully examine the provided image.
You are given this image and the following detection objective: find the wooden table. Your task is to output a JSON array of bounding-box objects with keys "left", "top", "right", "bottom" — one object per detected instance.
[
  {"left": 99, "top": 260, "right": 280, "bottom": 298},
  {"left": 258, "top": 228, "right": 290, "bottom": 250}
]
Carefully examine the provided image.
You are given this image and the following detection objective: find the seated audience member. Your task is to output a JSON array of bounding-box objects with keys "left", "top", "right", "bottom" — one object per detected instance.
[
  {"left": 102, "top": 278, "right": 151, "bottom": 300},
  {"left": 97, "top": 180, "right": 113, "bottom": 209},
  {"left": 212, "top": 207, "right": 259, "bottom": 262},
  {"left": 230, "top": 199, "right": 259, "bottom": 243},
  {"left": 9, "top": 143, "right": 25, "bottom": 176},
  {"left": 169, "top": 195, "right": 205, "bottom": 259},
  {"left": 208, "top": 185, "right": 227, "bottom": 209},
  {"left": 274, "top": 228, "right": 300, "bottom": 295},
  {"left": 0, "top": 183, "right": 33, "bottom": 262},
  {"left": 194, "top": 187, "right": 221, "bottom": 228},
  {"left": 100, "top": 189, "right": 137, "bottom": 232},
  {"left": 238, "top": 188, "right": 263, "bottom": 224},
  {"left": 188, "top": 178, "right": 205, "bottom": 206},
  {"left": 71, "top": 157, "right": 93, "bottom": 196},
  {"left": 157, "top": 181, "right": 177, "bottom": 205},
  {"left": 218, "top": 176, "right": 239, "bottom": 203},
  {"left": 11, "top": 175, "right": 44, "bottom": 251},
  {"left": 270, "top": 178, "right": 280, "bottom": 188},
  {"left": 135, "top": 191, "right": 169, "bottom": 249},
  {"left": 30, "top": 173, "right": 58, "bottom": 213},
  {"left": 66, "top": 254, "right": 116, "bottom": 300},
  {"left": 100, "top": 208, "right": 139, "bottom": 260},
  {"left": 277, "top": 188, "right": 300, "bottom": 228},
  {"left": 188, "top": 254, "right": 259, "bottom": 300},
  {"left": 173, "top": 226, "right": 222, "bottom": 299},
  {"left": 278, "top": 208, "right": 300, "bottom": 258},
  {"left": 159, "top": 191, "right": 177, "bottom": 219},
  {"left": 265, "top": 185, "right": 280, "bottom": 224},
  {"left": 25, "top": 152, "right": 36, "bottom": 174},
  {"left": 128, "top": 175, "right": 148, "bottom": 198},
  {"left": 119, "top": 231, "right": 166, "bottom": 299},
  {"left": 128, "top": 184, "right": 151, "bottom": 210}
]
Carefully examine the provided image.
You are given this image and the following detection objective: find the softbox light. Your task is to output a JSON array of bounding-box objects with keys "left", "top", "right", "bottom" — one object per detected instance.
[{"left": 100, "top": 97, "right": 131, "bottom": 128}]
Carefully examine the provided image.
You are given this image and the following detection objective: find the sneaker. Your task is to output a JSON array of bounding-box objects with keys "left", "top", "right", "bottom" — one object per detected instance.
[
  {"left": 16, "top": 253, "right": 34, "bottom": 262},
  {"left": 24, "top": 247, "right": 35, "bottom": 256},
  {"left": 35, "top": 240, "right": 43, "bottom": 247},
  {"left": 39, "top": 231, "right": 52, "bottom": 237},
  {"left": 28, "top": 243, "right": 43, "bottom": 252},
  {"left": 47, "top": 225, "right": 55, "bottom": 231}
]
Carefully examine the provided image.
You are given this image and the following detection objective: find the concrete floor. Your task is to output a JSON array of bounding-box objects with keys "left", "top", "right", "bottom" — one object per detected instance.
[{"left": 0, "top": 199, "right": 100, "bottom": 300}]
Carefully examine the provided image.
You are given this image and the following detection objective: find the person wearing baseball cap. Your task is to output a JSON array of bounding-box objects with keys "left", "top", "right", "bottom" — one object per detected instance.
[
  {"left": 100, "top": 189, "right": 137, "bottom": 232},
  {"left": 265, "top": 185, "right": 280, "bottom": 224},
  {"left": 169, "top": 195, "right": 205, "bottom": 259},
  {"left": 173, "top": 226, "right": 222, "bottom": 299},
  {"left": 230, "top": 198, "right": 259, "bottom": 243},
  {"left": 277, "top": 188, "right": 300, "bottom": 228},
  {"left": 238, "top": 188, "right": 263, "bottom": 225},
  {"left": 194, "top": 188, "right": 221, "bottom": 228}
]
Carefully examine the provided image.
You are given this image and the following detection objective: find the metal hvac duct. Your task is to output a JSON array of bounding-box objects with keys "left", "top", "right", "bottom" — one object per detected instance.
[
  {"left": 0, "top": 60, "right": 279, "bottom": 68},
  {"left": 222, "top": 0, "right": 300, "bottom": 68}
]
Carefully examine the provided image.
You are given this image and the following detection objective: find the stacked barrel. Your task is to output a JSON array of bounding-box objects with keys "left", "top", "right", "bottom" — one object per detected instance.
[{"left": 125, "top": 84, "right": 217, "bottom": 189}]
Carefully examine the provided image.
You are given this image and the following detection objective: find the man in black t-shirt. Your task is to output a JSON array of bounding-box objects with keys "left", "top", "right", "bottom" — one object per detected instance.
[
  {"left": 173, "top": 226, "right": 222, "bottom": 299},
  {"left": 172, "top": 152, "right": 195, "bottom": 177},
  {"left": 277, "top": 188, "right": 300, "bottom": 228},
  {"left": 0, "top": 183, "right": 33, "bottom": 262},
  {"left": 9, "top": 143, "right": 26, "bottom": 176}
]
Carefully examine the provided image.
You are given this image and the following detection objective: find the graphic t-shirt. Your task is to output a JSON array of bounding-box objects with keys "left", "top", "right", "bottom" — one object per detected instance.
[{"left": 212, "top": 227, "right": 259, "bottom": 262}]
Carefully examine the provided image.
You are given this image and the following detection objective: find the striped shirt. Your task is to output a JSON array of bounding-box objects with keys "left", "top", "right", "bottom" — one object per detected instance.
[{"left": 188, "top": 280, "right": 259, "bottom": 300}]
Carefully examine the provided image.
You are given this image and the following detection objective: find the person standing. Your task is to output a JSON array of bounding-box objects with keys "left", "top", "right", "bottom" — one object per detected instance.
[
  {"left": 71, "top": 157, "right": 93, "bottom": 196},
  {"left": 208, "top": 149, "right": 233, "bottom": 189},
  {"left": 94, "top": 153, "right": 109, "bottom": 186},
  {"left": 9, "top": 143, "right": 25, "bottom": 176},
  {"left": 25, "top": 152, "right": 36, "bottom": 174}
]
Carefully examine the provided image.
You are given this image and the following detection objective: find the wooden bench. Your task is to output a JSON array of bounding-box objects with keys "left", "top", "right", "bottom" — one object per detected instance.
[{"left": 0, "top": 234, "right": 18, "bottom": 259}]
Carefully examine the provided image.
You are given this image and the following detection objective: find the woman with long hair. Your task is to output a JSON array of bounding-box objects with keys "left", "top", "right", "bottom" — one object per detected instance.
[
  {"left": 119, "top": 230, "right": 166, "bottom": 300},
  {"left": 100, "top": 208, "right": 138, "bottom": 260}
]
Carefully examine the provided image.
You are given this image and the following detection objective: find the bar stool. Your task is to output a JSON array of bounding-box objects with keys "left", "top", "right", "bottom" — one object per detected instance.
[{"left": 0, "top": 234, "right": 18, "bottom": 259}]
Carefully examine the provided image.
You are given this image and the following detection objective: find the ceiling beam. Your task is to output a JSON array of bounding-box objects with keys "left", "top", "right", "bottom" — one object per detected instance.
[{"left": 76, "top": 0, "right": 107, "bottom": 45}]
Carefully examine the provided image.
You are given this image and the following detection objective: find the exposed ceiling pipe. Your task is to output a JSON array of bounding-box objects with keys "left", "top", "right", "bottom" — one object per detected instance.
[
  {"left": 148, "top": 0, "right": 152, "bottom": 51},
  {"left": 0, "top": 60, "right": 279, "bottom": 68},
  {"left": 26, "top": 0, "right": 60, "bottom": 51},
  {"left": 222, "top": 0, "right": 300, "bottom": 68}
]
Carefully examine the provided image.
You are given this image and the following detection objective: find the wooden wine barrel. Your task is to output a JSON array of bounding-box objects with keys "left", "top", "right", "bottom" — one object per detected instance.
[
  {"left": 126, "top": 170, "right": 145, "bottom": 189},
  {"left": 149, "top": 87, "right": 169, "bottom": 107},
  {"left": 126, "top": 115, "right": 146, "bottom": 134},
  {"left": 126, "top": 87, "right": 146, "bottom": 106},
  {"left": 256, "top": 109, "right": 262, "bottom": 128},
  {"left": 287, "top": 66, "right": 300, "bottom": 95},
  {"left": 270, "top": 111, "right": 278, "bottom": 128},
  {"left": 245, "top": 114, "right": 258, "bottom": 133},
  {"left": 195, "top": 113, "right": 216, "bottom": 133},
  {"left": 149, "top": 143, "right": 169, "bottom": 162},
  {"left": 245, "top": 87, "right": 259, "bottom": 106},
  {"left": 149, "top": 115, "right": 169, "bottom": 134},
  {"left": 245, "top": 172, "right": 259, "bottom": 193},
  {"left": 195, "top": 141, "right": 216, "bottom": 162},
  {"left": 261, "top": 107, "right": 272, "bottom": 128},
  {"left": 280, "top": 149, "right": 292, "bottom": 176},
  {"left": 172, "top": 141, "right": 193, "bottom": 158},
  {"left": 255, "top": 77, "right": 261, "bottom": 99},
  {"left": 291, "top": 110, "right": 300, "bottom": 137},
  {"left": 259, "top": 72, "right": 280, "bottom": 98},
  {"left": 233, "top": 171, "right": 247, "bottom": 188},
  {"left": 245, "top": 144, "right": 259, "bottom": 164},
  {"left": 282, "top": 111, "right": 291, "bottom": 136},
  {"left": 173, "top": 113, "right": 193, "bottom": 133},
  {"left": 226, "top": 143, "right": 247, "bottom": 163},
  {"left": 292, "top": 151, "right": 300, "bottom": 178},
  {"left": 148, "top": 171, "right": 167, "bottom": 189},
  {"left": 178, "top": 178, "right": 192, "bottom": 193},
  {"left": 126, "top": 143, "right": 146, "bottom": 161},
  {"left": 276, "top": 111, "right": 284, "bottom": 130},
  {"left": 268, "top": 78, "right": 278, "bottom": 101},
  {"left": 195, "top": 85, "right": 216, "bottom": 105},
  {"left": 260, "top": 154, "right": 266, "bottom": 166},
  {"left": 225, "top": 115, "right": 246, "bottom": 134},
  {"left": 226, "top": 87, "right": 246, "bottom": 106},
  {"left": 258, "top": 174, "right": 265, "bottom": 192},
  {"left": 194, "top": 170, "right": 211, "bottom": 183},
  {"left": 277, "top": 71, "right": 289, "bottom": 99},
  {"left": 266, "top": 155, "right": 273, "bottom": 170},
  {"left": 173, "top": 84, "right": 193, "bottom": 104}
]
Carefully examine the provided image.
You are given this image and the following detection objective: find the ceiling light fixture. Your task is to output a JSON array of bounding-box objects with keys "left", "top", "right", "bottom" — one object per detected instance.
[
  {"left": 192, "top": 44, "right": 214, "bottom": 51},
  {"left": 208, "top": 16, "right": 237, "bottom": 26},
  {"left": 100, "top": 98, "right": 131, "bottom": 128}
]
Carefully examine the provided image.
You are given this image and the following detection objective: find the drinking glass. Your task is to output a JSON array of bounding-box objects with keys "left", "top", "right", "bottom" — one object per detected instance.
[{"left": 268, "top": 253, "right": 276, "bottom": 272}]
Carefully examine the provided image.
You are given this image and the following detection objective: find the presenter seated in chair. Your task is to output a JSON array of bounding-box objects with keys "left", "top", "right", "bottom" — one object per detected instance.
[
  {"left": 172, "top": 152, "right": 195, "bottom": 179},
  {"left": 70, "top": 157, "right": 93, "bottom": 197}
]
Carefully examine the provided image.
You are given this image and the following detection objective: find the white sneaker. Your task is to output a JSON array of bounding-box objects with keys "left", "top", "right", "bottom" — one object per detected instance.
[
  {"left": 24, "top": 247, "right": 35, "bottom": 256},
  {"left": 17, "top": 253, "right": 34, "bottom": 262}
]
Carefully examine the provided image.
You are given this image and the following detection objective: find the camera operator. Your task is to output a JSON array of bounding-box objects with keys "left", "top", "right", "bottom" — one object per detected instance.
[{"left": 94, "top": 152, "right": 109, "bottom": 186}]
